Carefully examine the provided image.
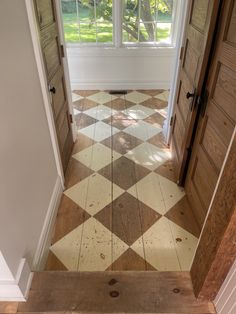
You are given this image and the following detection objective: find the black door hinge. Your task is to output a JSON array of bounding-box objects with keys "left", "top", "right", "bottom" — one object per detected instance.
[
  {"left": 196, "top": 89, "right": 209, "bottom": 117},
  {"left": 69, "top": 113, "right": 73, "bottom": 123},
  {"left": 201, "top": 89, "right": 209, "bottom": 117},
  {"left": 60, "top": 44, "right": 65, "bottom": 58},
  {"left": 179, "top": 46, "right": 184, "bottom": 61},
  {"left": 170, "top": 116, "right": 174, "bottom": 126}
]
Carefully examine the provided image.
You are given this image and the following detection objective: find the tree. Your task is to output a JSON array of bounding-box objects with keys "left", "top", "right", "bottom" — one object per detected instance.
[
  {"left": 62, "top": 0, "right": 173, "bottom": 42},
  {"left": 100, "top": 0, "right": 172, "bottom": 41}
]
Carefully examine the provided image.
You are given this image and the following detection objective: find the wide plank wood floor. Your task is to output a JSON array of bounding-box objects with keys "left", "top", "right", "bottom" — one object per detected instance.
[
  {"left": 8, "top": 271, "right": 215, "bottom": 313},
  {"left": 46, "top": 90, "right": 201, "bottom": 272}
]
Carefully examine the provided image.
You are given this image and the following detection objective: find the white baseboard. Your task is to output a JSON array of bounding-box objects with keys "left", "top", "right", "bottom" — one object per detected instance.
[
  {"left": 162, "top": 118, "right": 169, "bottom": 144},
  {"left": 32, "top": 176, "right": 63, "bottom": 271},
  {"left": 71, "top": 80, "right": 170, "bottom": 91},
  {"left": 0, "top": 259, "right": 33, "bottom": 301},
  {"left": 0, "top": 176, "right": 63, "bottom": 301}
]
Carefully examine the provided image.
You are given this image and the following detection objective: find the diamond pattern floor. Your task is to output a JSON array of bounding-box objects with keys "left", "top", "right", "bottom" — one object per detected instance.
[{"left": 46, "top": 90, "right": 201, "bottom": 272}]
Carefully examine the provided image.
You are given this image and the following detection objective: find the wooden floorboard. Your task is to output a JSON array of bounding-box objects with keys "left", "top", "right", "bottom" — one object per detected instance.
[
  {"left": 17, "top": 271, "right": 215, "bottom": 313},
  {"left": 0, "top": 302, "right": 18, "bottom": 314}
]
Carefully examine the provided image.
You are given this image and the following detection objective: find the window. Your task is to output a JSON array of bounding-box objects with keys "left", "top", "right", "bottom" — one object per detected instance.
[
  {"left": 61, "top": 0, "right": 113, "bottom": 43},
  {"left": 123, "top": 0, "right": 174, "bottom": 44},
  {"left": 61, "top": 0, "right": 175, "bottom": 46}
]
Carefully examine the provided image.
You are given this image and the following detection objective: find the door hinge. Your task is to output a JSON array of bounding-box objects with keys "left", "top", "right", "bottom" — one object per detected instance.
[
  {"left": 179, "top": 46, "right": 184, "bottom": 60},
  {"left": 60, "top": 44, "right": 65, "bottom": 58},
  {"left": 69, "top": 113, "right": 73, "bottom": 123},
  {"left": 201, "top": 89, "right": 209, "bottom": 117},
  {"left": 196, "top": 89, "right": 209, "bottom": 117},
  {"left": 170, "top": 116, "right": 174, "bottom": 126}
]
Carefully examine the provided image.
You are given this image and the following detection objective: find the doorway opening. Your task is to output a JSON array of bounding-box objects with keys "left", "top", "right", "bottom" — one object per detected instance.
[
  {"left": 29, "top": 0, "right": 236, "bottom": 305},
  {"left": 44, "top": 0, "right": 200, "bottom": 273}
]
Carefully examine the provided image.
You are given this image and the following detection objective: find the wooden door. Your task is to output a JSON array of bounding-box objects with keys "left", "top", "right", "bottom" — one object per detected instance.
[
  {"left": 185, "top": 0, "right": 236, "bottom": 228},
  {"left": 170, "top": 0, "right": 220, "bottom": 185},
  {"left": 34, "top": 0, "right": 73, "bottom": 172}
]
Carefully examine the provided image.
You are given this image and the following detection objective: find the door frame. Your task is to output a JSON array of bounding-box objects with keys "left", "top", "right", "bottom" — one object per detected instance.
[
  {"left": 190, "top": 127, "right": 236, "bottom": 299},
  {"left": 25, "top": 0, "right": 77, "bottom": 186},
  {"left": 25, "top": 0, "right": 236, "bottom": 302},
  {"left": 164, "top": 0, "right": 189, "bottom": 144}
]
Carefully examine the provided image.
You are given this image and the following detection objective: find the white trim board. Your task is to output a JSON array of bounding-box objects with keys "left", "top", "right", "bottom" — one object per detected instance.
[
  {"left": 32, "top": 176, "right": 63, "bottom": 271},
  {"left": 0, "top": 174, "right": 63, "bottom": 301},
  {"left": 0, "top": 258, "right": 33, "bottom": 301},
  {"left": 71, "top": 80, "right": 170, "bottom": 91},
  {"left": 163, "top": 0, "right": 189, "bottom": 143},
  {"left": 67, "top": 47, "right": 176, "bottom": 58}
]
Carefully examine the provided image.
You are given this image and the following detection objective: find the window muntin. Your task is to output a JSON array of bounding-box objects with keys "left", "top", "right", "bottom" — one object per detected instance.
[
  {"left": 61, "top": 0, "right": 113, "bottom": 43},
  {"left": 122, "top": 0, "right": 174, "bottom": 44},
  {"left": 61, "top": 0, "right": 175, "bottom": 46}
]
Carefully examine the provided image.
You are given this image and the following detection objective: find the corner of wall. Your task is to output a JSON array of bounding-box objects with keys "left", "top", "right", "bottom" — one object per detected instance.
[
  {"left": 0, "top": 175, "right": 63, "bottom": 301},
  {"left": 0, "top": 258, "right": 33, "bottom": 301},
  {"left": 32, "top": 176, "right": 63, "bottom": 271}
]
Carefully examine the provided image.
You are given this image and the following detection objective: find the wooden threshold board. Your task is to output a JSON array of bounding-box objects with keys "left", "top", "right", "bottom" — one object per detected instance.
[{"left": 17, "top": 271, "right": 216, "bottom": 314}]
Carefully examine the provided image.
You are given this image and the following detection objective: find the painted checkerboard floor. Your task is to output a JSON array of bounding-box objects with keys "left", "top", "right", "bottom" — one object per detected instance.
[{"left": 46, "top": 90, "right": 200, "bottom": 271}]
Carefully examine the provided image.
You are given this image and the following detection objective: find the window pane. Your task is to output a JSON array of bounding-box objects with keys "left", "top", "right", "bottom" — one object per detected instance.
[
  {"left": 140, "top": 0, "right": 156, "bottom": 22},
  {"left": 80, "top": 23, "right": 96, "bottom": 43},
  {"left": 122, "top": 23, "right": 138, "bottom": 42},
  {"left": 78, "top": 2, "right": 95, "bottom": 22},
  {"left": 123, "top": 0, "right": 139, "bottom": 23},
  {"left": 156, "top": 23, "right": 171, "bottom": 43},
  {"left": 63, "top": 22, "right": 79, "bottom": 43},
  {"left": 61, "top": 0, "right": 113, "bottom": 44},
  {"left": 97, "top": 23, "right": 113, "bottom": 43},
  {"left": 139, "top": 22, "right": 156, "bottom": 42},
  {"left": 96, "top": 0, "right": 113, "bottom": 22},
  {"left": 122, "top": 0, "right": 174, "bottom": 45},
  {"left": 157, "top": 0, "right": 173, "bottom": 22}
]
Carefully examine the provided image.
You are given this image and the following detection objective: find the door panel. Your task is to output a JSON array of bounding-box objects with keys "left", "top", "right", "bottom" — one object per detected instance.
[
  {"left": 191, "top": 0, "right": 209, "bottom": 31},
  {"left": 36, "top": 0, "right": 55, "bottom": 30},
  {"left": 34, "top": 0, "right": 73, "bottom": 172},
  {"left": 171, "top": 0, "right": 220, "bottom": 184},
  {"left": 213, "top": 64, "right": 236, "bottom": 122},
  {"left": 185, "top": 0, "right": 236, "bottom": 227}
]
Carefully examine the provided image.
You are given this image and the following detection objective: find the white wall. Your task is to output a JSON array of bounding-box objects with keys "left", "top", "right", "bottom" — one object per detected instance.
[
  {"left": 68, "top": 47, "right": 176, "bottom": 90},
  {"left": 0, "top": 0, "right": 60, "bottom": 296},
  {"left": 214, "top": 260, "right": 236, "bottom": 313}
]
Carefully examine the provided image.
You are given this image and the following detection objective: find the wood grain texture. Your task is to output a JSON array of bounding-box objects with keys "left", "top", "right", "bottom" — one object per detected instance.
[
  {"left": 50, "top": 194, "right": 91, "bottom": 244},
  {"left": 17, "top": 271, "right": 215, "bottom": 313},
  {"left": 171, "top": 0, "right": 220, "bottom": 184},
  {"left": 0, "top": 302, "right": 18, "bottom": 314},
  {"left": 34, "top": 0, "right": 73, "bottom": 172},
  {"left": 185, "top": 0, "right": 236, "bottom": 228},
  {"left": 165, "top": 196, "right": 201, "bottom": 238},
  {"left": 191, "top": 132, "right": 236, "bottom": 300},
  {"left": 44, "top": 251, "right": 68, "bottom": 271},
  {"left": 106, "top": 248, "right": 156, "bottom": 271}
]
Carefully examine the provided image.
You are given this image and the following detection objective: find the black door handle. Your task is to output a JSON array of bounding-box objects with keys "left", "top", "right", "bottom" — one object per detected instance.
[
  {"left": 186, "top": 92, "right": 195, "bottom": 99},
  {"left": 49, "top": 86, "right": 56, "bottom": 94}
]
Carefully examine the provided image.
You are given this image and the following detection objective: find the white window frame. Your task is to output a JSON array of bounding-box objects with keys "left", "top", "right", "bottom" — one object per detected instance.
[{"left": 65, "top": 0, "right": 178, "bottom": 48}]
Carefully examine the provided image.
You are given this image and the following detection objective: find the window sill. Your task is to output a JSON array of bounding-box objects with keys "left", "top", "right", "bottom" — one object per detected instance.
[{"left": 66, "top": 45, "right": 176, "bottom": 57}]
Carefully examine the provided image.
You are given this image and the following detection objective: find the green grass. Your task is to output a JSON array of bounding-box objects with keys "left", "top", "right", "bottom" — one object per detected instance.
[
  {"left": 63, "top": 12, "right": 172, "bottom": 43},
  {"left": 64, "top": 22, "right": 113, "bottom": 43}
]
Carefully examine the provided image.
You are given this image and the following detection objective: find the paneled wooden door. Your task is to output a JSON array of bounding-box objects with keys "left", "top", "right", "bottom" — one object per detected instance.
[
  {"left": 170, "top": 0, "right": 220, "bottom": 185},
  {"left": 185, "top": 0, "right": 236, "bottom": 228},
  {"left": 34, "top": 0, "right": 73, "bottom": 172}
]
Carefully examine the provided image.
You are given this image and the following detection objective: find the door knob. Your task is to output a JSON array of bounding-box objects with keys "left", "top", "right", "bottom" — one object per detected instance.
[
  {"left": 186, "top": 92, "right": 195, "bottom": 99},
  {"left": 49, "top": 86, "right": 56, "bottom": 94}
]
